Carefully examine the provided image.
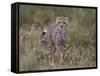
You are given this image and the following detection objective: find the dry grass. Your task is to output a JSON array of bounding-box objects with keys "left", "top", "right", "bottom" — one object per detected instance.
[
  {"left": 19, "top": 5, "right": 96, "bottom": 71},
  {"left": 19, "top": 23, "right": 96, "bottom": 71}
]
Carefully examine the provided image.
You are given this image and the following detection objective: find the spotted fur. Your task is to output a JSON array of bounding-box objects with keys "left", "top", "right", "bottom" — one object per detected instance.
[{"left": 40, "top": 17, "right": 69, "bottom": 65}]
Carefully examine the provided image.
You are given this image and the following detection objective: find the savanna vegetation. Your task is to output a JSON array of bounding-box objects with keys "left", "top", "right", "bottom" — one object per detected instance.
[{"left": 19, "top": 4, "right": 97, "bottom": 71}]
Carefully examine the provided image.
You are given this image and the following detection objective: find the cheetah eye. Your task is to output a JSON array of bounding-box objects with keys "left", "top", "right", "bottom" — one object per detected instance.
[
  {"left": 58, "top": 22, "right": 61, "bottom": 24},
  {"left": 63, "top": 22, "right": 65, "bottom": 24}
]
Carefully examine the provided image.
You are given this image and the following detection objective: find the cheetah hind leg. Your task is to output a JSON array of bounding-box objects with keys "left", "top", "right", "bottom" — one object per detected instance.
[{"left": 48, "top": 52, "right": 55, "bottom": 66}]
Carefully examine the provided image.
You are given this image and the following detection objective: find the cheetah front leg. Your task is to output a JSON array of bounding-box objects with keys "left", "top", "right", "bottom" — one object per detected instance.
[
  {"left": 59, "top": 46, "right": 64, "bottom": 65},
  {"left": 59, "top": 51, "right": 64, "bottom": 65},
  {"left": 56, "top": 45, "right": 64, "bottom": 65}
]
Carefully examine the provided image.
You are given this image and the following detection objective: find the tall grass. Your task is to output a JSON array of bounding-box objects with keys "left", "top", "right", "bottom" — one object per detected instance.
[{"left": 19, "top": 5, "right": 96, "bottom": 71}]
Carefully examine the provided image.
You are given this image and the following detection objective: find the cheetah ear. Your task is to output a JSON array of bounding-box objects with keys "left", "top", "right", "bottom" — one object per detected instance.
[
  {"left": 65, "top": 17, "right": 69, "bottom": 25},
  {"left": 65, "top": 17, "right": 69, "bottom": 22},
  {"left": 56, "top": 17, "right": 60, "bottom": 24},
  {"left": 56, "top": 17, "right": 60, "bottom": 20}
]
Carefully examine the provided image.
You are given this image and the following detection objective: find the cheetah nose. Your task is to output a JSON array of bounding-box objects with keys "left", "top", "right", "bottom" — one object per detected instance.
[{"left": 61, "top": 26, "right": 63, "bottom": 28}]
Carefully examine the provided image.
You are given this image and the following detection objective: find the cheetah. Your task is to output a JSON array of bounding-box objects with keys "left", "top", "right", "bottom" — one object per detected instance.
[{"left": 40, "top": 17, "right": 69, "bottom": 65}]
